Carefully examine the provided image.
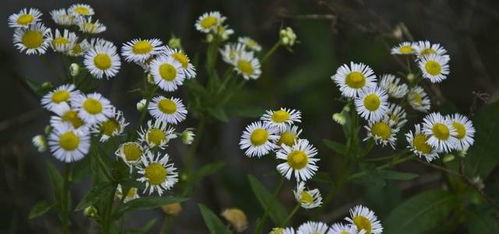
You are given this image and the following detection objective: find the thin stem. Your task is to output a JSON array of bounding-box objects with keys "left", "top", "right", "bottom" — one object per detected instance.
[
  {"left": 133, "top": 82, "right": 159, "bottom": 138},
  {"left": 181, "top": 118, "right": 206, "bottom": 197},
  {"left": 282, "top": 204, "right": 300, "bottom": 226},
  {"left": 261, "top": 42, "right": 280, "bottom": 65},
  {"left": 255, "top": 177, "right": 284, "bottom": 234},
  {"left": 62, "top": 163, "right": 73, "bottom": 234},
  {"left": 349, "top": 154, "right": 417, "bottom": 180}
]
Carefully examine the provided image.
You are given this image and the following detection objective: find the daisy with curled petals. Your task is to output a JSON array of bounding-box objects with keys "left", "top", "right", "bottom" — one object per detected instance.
[
  {"left": 71, "top": 92, "right": 114, "bottom": 125},
  {"left": 116, "top": 184, "right": 140, "bottom": 203},
  {"left": 84, "top": 42, "right": 121, "bottom": 79},
  {"left": 448, "top": 113, "right": 475, "bottom": 150},
  {"left": 8, "top": 8, "right": 42, "bottom": 28},
  {"left": 50, "top": 106, "right": 86, "bottom": 130},
  {"left": 293, "top": 182, "right": 322, "bottom": 209},
  {"left": 276, "top": 139, "right": 319, "bottom": 182},
  {"left": 48, "top": 123, "right": 90, "bottom": 163},
  {"left": 13, "top": 23, "right": 51, "bottom": 55},
  {"left": 41, "top": 84, "right": 80, "bottom": 113},
  {"left": 76, "top": 17, "right": 106, "bottom": 34},
  {"left": 407, "top": 86, "right": 431, "bottom": 112},
  {"left": 239, "top": 121, "right": 279, "bottom": 158},
  {"left": 297, "top": 221, "right": 329, "bottom": 234},
  {"left": 390, "top": 41, "right": 416, "bottom": 55},
  {"left": 233, "top": 51, "right": 261, "bottom": 80},
  {"left": 138, "top": 120, "right": 177, "bottom": 149},
  {"left": 50, "top": 29, "right": 78, "bottom": 52},
  {"left": 261, "top": 108, "right": 301, "bottom": 130},
  {"left": 414, "top": 41, "right": 447, "bottom": 56},
  {"left": 164, "top": 47, "right": 197, "bottom": 79},
  {"left": 115, "top": 142, "right": 144, "bottom": 166},
  {"left": 91, "top": 108, "right": 128, "bottom": 142},
  {"left": 364, "top": 118, "right": 399, "bottom": 149},
  {"left": 274, "top": 125, "right": 302, "bottom": 147},
  {"left": 68, "top": 4, "right": 95, "bottom": 17},
  {"left": 327, "top": 223, "right": 358, "bottom": 234},
  {"left": 121, "top": 38, "right": 163, "bottom": 63},
  {"left": 220, "top": 43, "right": 246, "bottom": 65},
  {"left": 67, "top": 39, "right": 91, "bottom": 57},
  {"left": 386, "top": 103, "right": 407, "bottom": 129},
  {"left": 422, "top": 113, "right": 459, "bottom": 153},
  {"left": 418, "top": 54, "right": 450, "bottom": 83},
  {"left": 148, "top": 96, "right": 187, "bottom": 124},
  {"left": 195, "top": 11, "right": 225, "bottom": 33},
  {"left": 405, "top": 124, "right": 439, "bottom": 162},
  {"left": 354, "top": 87, "right": 389, "bottom": 122},
  {"left": 332, "top": 62, "right": 377, "bottom": 98},
  {"left": 378, "top": 74, "right": 408, "bottom": 98},
  {"left": 136, "top": 151, "right": 178, "bottom": 196},
  {"left": 238, "top": 37, "right": 262, "bottom": 52},
  {"left": 345, "top": 205, "right": 383, "bottom": 234},
  {"left": 270, "top": 227, "right": 295, "bottom": 234},
  {"left": 50, "top": 9, "right": 75, "bottom": 26},
  {"left": 149, "top": 56, "right": 186, "bottom": 92}
]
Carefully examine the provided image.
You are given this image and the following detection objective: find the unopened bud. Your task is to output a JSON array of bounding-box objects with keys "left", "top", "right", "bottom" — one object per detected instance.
[
  {"left": 44, "top": 125, "right": 52, "bottom": 135},
  {"left": 180, "top": 128, "right": 195, "bottom": 145},
  {"left": 332, "top": 113, "right": 346, "bottom": 125},
  {"left": 168, "top": 36, "right": 182, "bottom": 50},
  {"left": 406, "top": 73, "right": 416, "bottom": 83},
  {"left": 84, "top": 206, "right": 98, "bottom": 218},
  {"left": 443, "top": 154, "right": 455, "bottom": 163},
  {"left": 70, "top": 63, "right": 80, "bottom": 77},
  {"left": 279, "top": 27, "right": 297, "bottom": 47},
  {"left": 221, "top": 208, "right": 248, "bottom": 233},
  {"left": 161, "top": 203, "right": 183, "bottom": 216},
  {"left": 206, "top": 34, "right": 214, "bottom": 43},
  {"left": 146, "top": 73, "right": 155, "bottom": 84},
  {"left": 136, "top": 99, "right": 147, "bottom": 112},
  {"left": 32, "top": 135, "right": 47, "bottom": 152},
  {"left": 41, "top": 82, "right": 53, "bottom": 90}
]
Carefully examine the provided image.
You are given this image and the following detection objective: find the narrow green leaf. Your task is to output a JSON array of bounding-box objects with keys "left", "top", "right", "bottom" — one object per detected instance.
[
  {"left": 46, "top": 162, "right": 63, "bottom": 202},
  {"left": 192, "top": 162, "right": 225, "bottom": 182},
  {"left": 198, "top": 203, "right": 233, "bottom": 234},
  {"left": 312, "top": 172, "right": 334, "bottom": 185},
  {"left": 29, "top": 200, "right": 54, "bottom": 219},
  {"left": 115, "top": 197, "right": 187, "bottom": 217},
  {"left": 75, "top": 182, "right": 115, "bottom": 211},
  {"left": 467, "top": 209, "right": 499, "bottom": 234},
  {"left": 378, "top": 170, "right": 419, "bottom": 181},
  {"left": 248, "top": 175, "right": 287, "bottom": 225},
  {"left": 127, "top": 218, "right": 158, "bottom": 234},
  {"left": 208, "top": 107, "right": 229, "bottom": 122},
  {"left": 323, "top": 139, "right": 347, "bottom": 155}
]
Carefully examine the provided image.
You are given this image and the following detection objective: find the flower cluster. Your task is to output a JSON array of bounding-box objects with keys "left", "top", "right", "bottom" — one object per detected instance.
[{"left": 195, "top": 11, "right": 234, "bottom": 42}]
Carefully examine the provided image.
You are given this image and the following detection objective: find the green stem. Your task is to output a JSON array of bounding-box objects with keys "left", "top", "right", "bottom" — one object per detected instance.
[
  {"left": 261, "top": 42, "right": 280, "bottom": 65},
  {"left": 102, "top": 185, "right": 117, "bottom": 233},
  {"left": 349, "top": 154, "right": 417, "bottom": 180},
  {"left": 62, "top": 163, "right": 73, "bottom": 234},
  {"left": 133, "top": 83, "right": 158, "bottom": 138},
  {"left": 255, "top": 177, "right": 284, "bottom": 234},
  {"left": 181, "top": 118, "right": 206, "bottom": 197},
  {"left": 282, "top": 204, "right": 300, "bottom": 226}
]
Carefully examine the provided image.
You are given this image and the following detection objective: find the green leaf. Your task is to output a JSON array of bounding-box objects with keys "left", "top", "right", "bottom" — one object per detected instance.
[
  {"left": 46, "top": 162, "right": 63, "bottom": 202},
  {"left": 467, "top": 209, "right": 499, "bottom": 234},
  {"left": 28, "top": 200, "right": 54, "bottom": 219},
  {"left": 191, "top": 162, "right": 225, "bottom": 182},
  {"left": 248, "top": 175, "right": 287, "bottom": 225},
  {"left": 23, "top": 78, "right": 51, "bottom": 96},
  {"left": 198, "top": 203, "right": 233, "bottom": 234},
  {"left": 384, "top": 190, "right": 457, "bottom": 234},
  {"left": 208, "top": 107, "right": 229, "bottom": 122},
  {"left": 127, "top": 218, "right": 158, "bottom": 234},
  {"left": 378, "top": 170, "right": 419, "bottom": 181},
  {"left": 75, "top": 182, "right": 115, "bottom": 211},
  {"left": 115, "top": 197, "right": 187, "bottom": 217},
  {"left": 323, "top": 139, "right": 347, "bottom": 155},
  {"left": 312, "top": 172, "right": 334, "bottom": 185}
]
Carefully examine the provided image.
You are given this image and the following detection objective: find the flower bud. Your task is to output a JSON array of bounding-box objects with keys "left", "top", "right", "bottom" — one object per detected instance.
[
  {"left": 168, "top": 36, "right": 182, "bottom": 50},
  {"left": 206, "top": 34, "right": 214, "bottom": 43},
  {"left": 332, "top": 113, "right": 346, "bottom": 125},
  {"left": 279, "top": 27, "right": 297, "bottom": 47},
  {"left": 84, "top": 206, "right": 98, "bottom": 218},
  {"left": 136, "top": 99, "right": 147, "bottom": 112},
  {"left": 406, "top": 73, "right": 416, "bottom": 83},
  {"left": 44, "top": 125, "right": 52, "bottom": 135},
  {"left": 443, "top": 154, "right": 455, "bottom": 163},
  {"left": 32, "top": 135, "right": 47, "bottom": 152},
  {"left": 146, "top": 73, "right": 155, "bottom": 84},
  {"left": 161, "top": 203, "right": 183, "bottom": 216},
  {"left": 221, "top": 208, "right": 248, "bottom": 233},
  {"left": 180, "top": 128, "right": 195, "bottom": 145},
  {"left": 41, "top": 82, "right": 53, "bottom": 90},
  {"left": 70, "top": 63, "right": 80, "bottom": 77}
]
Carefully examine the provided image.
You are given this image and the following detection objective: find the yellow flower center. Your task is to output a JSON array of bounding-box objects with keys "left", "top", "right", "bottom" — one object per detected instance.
[
  {"left": 132, "top": 40, "right": 153, "bottom": 54},
  {"left": 271, "top": 110, "right": 291, "bottom": 123},
  {"left": 52, "top": 37, "right": 69, "bottom": 46},
  {"left": 147, "top": 128, "right": 166, "bottom": 146},
  {"left": 371, "top": 122, "right": 391, "bottom": 140},
  {"left": 299, "top": 191, "right": 314, "bottom": 204},
  {"left": 71, "top": 44, "right": 83, "bottom": 54},
  {"left": 250, "top": 128, "right": 268, "bottom": 146},
  {"left": 172, "top": 53, "right": 189, "bottom": 68},
  {"left": 452, "top": 122, "right": 466, "bottom": 139},
  {"left": 389, "top": 113, "right": 399, "bottom": 122},
  {"left": 413, "top": 134, "right": 433, "bottom": 154},
  {"left": 83, "top": 22, "right": 97, "bottom": 31},
  {"left": 425, "top": 60, "right": 442, "bottom": 76},
  {"left": 353, "top": 216, "right": 372, "bottom": 234},
  {"left": 22, "top": 30, "right": 43, "bottom": 49},
  {"left": 363, "top": 94, "right": 381, "bottom": 111},
  {"left": 122, "top": 143, "right": 142, "bottom": 161},
  {"left": 126, "top": 187, "right": 138, "bottom": 198},
  {"left": 421, "top": 48, "right": 436, "bottom": 55},
  {"left": 345, "top": 71, "right": 366, "bottom": 89},
  {"left": 432, "top": 123, "right": 450, "bottom": 140},
  {"left": 62, "top": 110, "right": 84, "bottom": 128},
  {"left": 159, "top": 63, "right": 177, "bottom": 81},
  {"left": 74, "top": 6, "right": 91, "bottom": 15},
  {"left": 51, "top": 90, "right": 70, "bottom": 103},
  {"left": 93, "top": 53, "right": 112, "bottom": 70},
  {"left": 58, "top": 132, "right": 80, "bottom": 151},
  {"left": 287, "top": 150, "right": 308, "bottom": 170},
  {"left": 277, "top": 132, "right": 296, "bottom": 147},
  {"left": 82, "top": 98, "right": 103, "bottom": 115},
  {"left": 144, "top": 163, "right": 167, "bottom": 185},
  {"left": 399, "top": 45, "right": 414, "bottom": 54},
  {"left": 100, "top": 119, "right": 120, "bottom": 136},
  {"left": 200, "top": 16, "right": 217, "bottom": 29},
  {"left": 339, "top": 232, "right": 349, "bottom": 234},
  {"left": 237, "top": 60, "right": 254, "bottom": 75},
  {"left": 17, "top": 14, "right": 34, "bottom": 25},
  {"left": 158, "top": 99, "right": 177, "bottom": 114},
  {"left": 410, "top": 92, "right": 423, "bottom": 105}
]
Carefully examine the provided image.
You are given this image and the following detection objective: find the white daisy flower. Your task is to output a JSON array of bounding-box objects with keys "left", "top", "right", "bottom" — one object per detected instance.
[
  {"left": 67, "top": 39, "right": 91, "bottom": 57},
  {"left": 238, "top": 37, "right": 262, "bottom": 52},
  {"left": 121, "top": 38, "right": 163, "bottom": 63},
  {"left": 13, "top": 22, "right": 51, "bottom": 55},
  {"left": 41, "top": 84, "right": 80, "bottom": 113},
  {"left": 364, "top": 118, "right": 399, "bottom": 149},
  {"left": 378, "top": 74, "right": 408, "bottom": 98},
  {"left": 76, "top": 17, "right": 106, "bottom": 34},
  {"left": 422, "top": 113, "right": 459, "bottom": 153},
  {"left": 116, "top": 184, "right": 140, "bottom": 203},
  {"left": 163, "top": 47, "right": 197, "bottom": 79},
  {"left": 195, "top": 11, "right": 225, "bottom": 33},
  {"left": 136, "top": 151, "right": 178, "bottom": 196},
  {"left": 233, "top": 51, "right": 261, "bottom": 80},
  {"left": 84, "top": 42, "right": 121, "bottom": 79},
  {"left": 270, "top": 227, "right": 296, "bottom": 234},
  {"left": 327, "top": 223, "right": 359, "bottom": 234},
  {"left": 418, "top": 54, "right": 450, "bottom": 83},
  {"left": 148, "top": 96, "right": 187, "bottom": 124},
  {"left": 138, "top": 120, "right": 177, "bottom": 149},
  {"left": 8, "top": 8, "right": 42, "bottom": 28},
  {"left": 414, "top": 41, "right": 447, "bottom": 56},
  {"left": 274, "top": 125, "right": 302, "bottom": 147},
  {"left": 220, "top": 42, "right": 246, "bottom": 65},
  {"left": 239, "top": 121, "right": 279, "bottom": 158},
  {"left": 332, "top": 62, "right": 377, "bottom": 98},
  {"left": 32, "top": 135, "right": 48, "bottom": 152},
  {"left": 390, "top": 41, "right": 416, "bottom": 55},
  {"left": 293, "top": 182, "right": 322, "bottom": 209},
  {"left": 276, "top": 139, "right": 319, "bottom": 182},
  {"left": 448, "top": 114, "right": 475, "bottom": 150},
  {"left": 89, "top": 38, "right": 116, "bottom": 49},
  {"left": 50, "top": 29, "right": 78, "bottom": 52},
  {"left": 355, "top": 87, "right": 389, "bottom": 122},
  {"left": 261, "top": 108, "right": 302, "bottom": 131},
  {"left": 91, "top": 108, "right": 128, "bottom": 142},
  {"left": 386, "top": 103, "right": 407, "bottom": 129},
  {"left": 71, "top": 92, "right": 114, "bottom": 125},
  {"left": 68, "top": 4, "right": 95, "bottom": 16},
  {"left": 50, "top": 106, "right": 87, "bottom": 130},
  {"left": 297, "top": 221, "right": 329, "bottom": 234},
  {"left": 50, "top": 9, "right": 75, "bottom": 26},
  {"left": 407, "top": 86, "right": 431, "bottom": 112},
  {"left": 405, "top": 124, "right": 439, "bottom": 162},
  {"left": 345, "top": 205, "right": 383, "bottom": 234},
  {"left": 214, "top": 25, "right": 234, "bottom": 41},
  {"left": 149, "top": 56, "right": 186, "bottom": 92},
  {"left": 48, "top": 124, "right": 90, "bottom": 162},
  {"left": 115, "top": 142, "right": 144, "bottom": 166}
]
